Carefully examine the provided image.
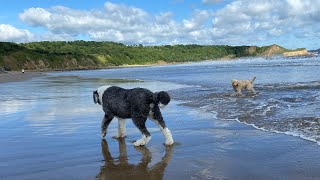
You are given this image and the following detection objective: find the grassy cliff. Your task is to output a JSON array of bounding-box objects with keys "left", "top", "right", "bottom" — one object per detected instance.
[{"left": 0, "top": 41, "right": 290, "bottom": 71}]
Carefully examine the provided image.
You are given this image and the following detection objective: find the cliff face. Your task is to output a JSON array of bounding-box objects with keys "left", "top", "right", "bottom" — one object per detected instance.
[
  {"left": 261, "top": 44, "right": 286, "bottom": 56},
  {"left": 283, "top": 49, "right": 309, "bottom": 57},
  {"left": 0, "top": 41, "right": 309, "bottom": 71},
  {"left": 1, "top": 55, "right": 99, "bottom": 71}
]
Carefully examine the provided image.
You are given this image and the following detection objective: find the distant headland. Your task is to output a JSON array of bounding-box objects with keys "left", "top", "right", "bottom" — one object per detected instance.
[{"left": 0, "top": 41, "right": 311, "bottom": 71}]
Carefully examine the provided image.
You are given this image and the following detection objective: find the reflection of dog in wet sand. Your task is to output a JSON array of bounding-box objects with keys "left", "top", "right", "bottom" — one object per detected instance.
[
  {"left": 231, "top": 77, "right": 256, "bottom": 96},
  {"left": 93, "top": 86, "right": 174, "bottom": 146},
  {"left": 96, "top": 139, "right": 174, "bottom": 180}
]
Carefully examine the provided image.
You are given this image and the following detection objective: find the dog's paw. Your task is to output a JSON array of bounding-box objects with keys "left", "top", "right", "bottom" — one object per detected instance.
[
  {"left": 101, "top": 131, "right": 107, "bottom": 138},
  {"left": 165, "top": 139, "right": 174, "bottom": 146},
  {"left": 133, "top": 136, "right": 151, "bottom": 146},
  {"left": 134, "top": 139, "right": 146, "bottom": 146}
]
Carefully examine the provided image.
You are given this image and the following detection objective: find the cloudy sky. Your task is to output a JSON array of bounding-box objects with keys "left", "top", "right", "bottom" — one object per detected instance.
[{"left": 0, "top": 0, "right": 319, "bottom": 50}]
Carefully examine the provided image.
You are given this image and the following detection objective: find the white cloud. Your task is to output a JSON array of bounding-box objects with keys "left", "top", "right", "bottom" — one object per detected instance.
[
  {"left": 0, "top": 24, "right": 33, "bottom": 42},
  {"left": 19, "top": 2, "right": 210, "bottom": 45},
  {"left": 19, "top": 8, "right": 51, "bottom": 27},
  {"left": 210, "top": 0, "right": 320, "bottom": 47},
  {"left": 19, "top": 2, "right": 160, "bottom": 43},
  {"left": 13, "top": 0, "right": 320, "bottom": 49},
  {"left": 183, "top": 10, "right": 210, "bottom": 30}
]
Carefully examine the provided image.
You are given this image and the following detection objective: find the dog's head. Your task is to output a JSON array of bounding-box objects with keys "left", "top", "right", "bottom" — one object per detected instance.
[
  {"left": 156, "top": 91, "right": 170, "bottom": 108},
  {"left": 231, "top": 79, "right": 239, "bottom": 87},
  {"left": 93, "top": 90, "right": 101, "bottom": 105}
]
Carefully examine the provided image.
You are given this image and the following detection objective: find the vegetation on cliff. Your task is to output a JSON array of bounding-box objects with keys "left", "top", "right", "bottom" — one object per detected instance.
[{"left": 0, "top": 41, "right": 290, "bottom": 71}]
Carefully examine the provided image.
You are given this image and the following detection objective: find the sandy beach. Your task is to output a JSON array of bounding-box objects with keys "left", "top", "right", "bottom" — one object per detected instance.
[
  {"left": 1, "top": 57, "right": 320, "bottom": 179},
  {"left": 0, "top": 71, "right": 44, "bottom": 83}
]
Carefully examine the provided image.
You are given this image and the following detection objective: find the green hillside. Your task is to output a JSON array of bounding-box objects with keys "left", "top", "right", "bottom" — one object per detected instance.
[{"left": 0, "top": 41, "right": 289, "bottom": 71}]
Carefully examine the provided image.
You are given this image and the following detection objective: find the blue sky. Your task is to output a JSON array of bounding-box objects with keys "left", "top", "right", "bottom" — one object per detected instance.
[{"left": 0, "top": 0, "right": 319, "bottom": 50}]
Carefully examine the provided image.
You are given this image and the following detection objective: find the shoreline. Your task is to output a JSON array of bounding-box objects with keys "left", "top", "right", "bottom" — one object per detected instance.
[
  {"left": 0, "top": 71, "right": 45, "bottom": 83},
  {"left": 0, "top": 57, "right": 266, "bottom": 83},
  {"left": 0, "top": 54, "right": 308, "bottom": 84},
  {"left": 0, "top": 61, "right": 182, "bottom": 83}
]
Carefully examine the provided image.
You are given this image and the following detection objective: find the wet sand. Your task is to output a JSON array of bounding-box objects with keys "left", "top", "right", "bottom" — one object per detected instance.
[
  {"left": 1, "top": 68, "right": 320, "bottom": 179},
  {"left": 1, "top": 98, "right": 320, "bottom": 180},
  {"left": 0, "top": 71, "right": 44, "bottom": 83}
]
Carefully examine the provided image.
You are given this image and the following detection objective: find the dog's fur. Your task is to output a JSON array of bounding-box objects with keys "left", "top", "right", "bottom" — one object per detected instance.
[
  {"left": 231, "top": 77, "right": 256, "bottom": 96},
  {"left": 93, "top": 86, "right": 174, "bottom": 146}
]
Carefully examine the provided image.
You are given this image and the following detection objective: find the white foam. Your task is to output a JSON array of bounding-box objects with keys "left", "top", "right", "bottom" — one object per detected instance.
[{"left": 234, "top": 118, "right": 320, "bottom": 146}]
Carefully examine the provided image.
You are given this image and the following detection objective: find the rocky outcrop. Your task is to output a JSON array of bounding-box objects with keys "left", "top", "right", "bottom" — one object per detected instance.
[
  {"left": 262, "top": 44, "right": 286, "bottom": 56},
  {"left": 283, "top": 49, "right": 310, "bottom": 57}
]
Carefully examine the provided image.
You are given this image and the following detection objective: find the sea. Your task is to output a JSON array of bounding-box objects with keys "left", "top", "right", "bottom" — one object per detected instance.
[{"left": 46, "top": 55, "right": 320, "bottom": 145}]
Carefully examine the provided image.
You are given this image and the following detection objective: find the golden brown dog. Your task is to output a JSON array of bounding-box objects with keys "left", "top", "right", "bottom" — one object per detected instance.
[{"left": 231, "top": 77, "right": 256, "bottom": 96}]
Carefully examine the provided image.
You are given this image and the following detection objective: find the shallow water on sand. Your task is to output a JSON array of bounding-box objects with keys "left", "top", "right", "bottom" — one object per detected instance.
[
  {"left": 1, "top": 56, "right": 320, "bottom": 179},
  {"left": 0, "top": 76, "right": 188, "bottom": 179},
  {"left": 51, "top": 55, "right": 320, "bottom": 144}
]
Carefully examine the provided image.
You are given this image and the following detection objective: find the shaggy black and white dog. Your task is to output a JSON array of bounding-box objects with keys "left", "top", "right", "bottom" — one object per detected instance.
[{"left": 93, "top": 86, "right": 174, "bottom": 146}]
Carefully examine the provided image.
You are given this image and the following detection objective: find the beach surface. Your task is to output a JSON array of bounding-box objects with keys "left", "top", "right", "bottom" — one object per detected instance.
[{"left": 1, "top": 56, "right": 320, "bottom": 179}]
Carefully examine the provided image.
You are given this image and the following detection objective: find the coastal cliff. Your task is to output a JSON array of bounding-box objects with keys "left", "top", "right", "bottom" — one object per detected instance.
[
  {"left": 261, "top": 44, "right": 286, "bottom": 56},
  {"left": 0, "top": 41, "right": 305, "bottom": 71},
  {"left": 283, "top": 49, "right": 309, "bottom": 56}
]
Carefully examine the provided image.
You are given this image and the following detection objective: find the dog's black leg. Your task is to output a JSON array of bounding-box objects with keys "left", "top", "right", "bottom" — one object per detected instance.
[
  {"left": 132, "top": 114, "right": 151, "bottom": 146},
  {"left": 150, "top": 106, "right": 174, "bottom": 146},
  {"left": 101, "top": 139, "right": 114, "bottom": 163},
  {"left": 101, "top": 114, "right": 114, "bottom": 138}
]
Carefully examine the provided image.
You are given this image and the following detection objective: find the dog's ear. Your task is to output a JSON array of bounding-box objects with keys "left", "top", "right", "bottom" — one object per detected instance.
[{"left": 231, "top": 80, "right": 238, "bottom": 86}]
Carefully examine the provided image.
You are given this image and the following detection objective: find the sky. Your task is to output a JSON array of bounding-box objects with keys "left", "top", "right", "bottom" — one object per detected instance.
[{"left": 0, "top": 0, "right": 319, "bottom": 50}]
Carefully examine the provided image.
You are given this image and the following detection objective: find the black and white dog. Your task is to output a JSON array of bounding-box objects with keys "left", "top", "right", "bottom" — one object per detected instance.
[{"left": 93, "top": 86, "right": 174, "bottom": 146}]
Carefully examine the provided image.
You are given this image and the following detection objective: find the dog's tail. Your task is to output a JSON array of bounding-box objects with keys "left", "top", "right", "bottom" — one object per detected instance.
[
  {"left": 251, "top": 77, "right": 256, "bottom": 83},
  {"left": 93, "top": 90, "right": 101, "bottom": 105},
  {"left": 153, "top": 91, "right": 171, "bottom": 109}
]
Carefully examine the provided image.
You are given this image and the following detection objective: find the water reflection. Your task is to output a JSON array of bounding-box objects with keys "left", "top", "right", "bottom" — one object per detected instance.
[{"left": 97, "top": 139, "right": 174, "bottom": 180}]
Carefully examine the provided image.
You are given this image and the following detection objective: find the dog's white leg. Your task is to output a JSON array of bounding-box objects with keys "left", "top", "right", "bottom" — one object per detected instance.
[
  {"left": 150, "top": 118, "right": 174, "bottom": 146},
  {"left": 134, "top": 134, "right": 151, "bottom": 146},
  {"left": 115, "top": 118, "right": 126, "bottom": 138},
  {"left": 162, "top": 127, "right": 174, "bottom": 145}
]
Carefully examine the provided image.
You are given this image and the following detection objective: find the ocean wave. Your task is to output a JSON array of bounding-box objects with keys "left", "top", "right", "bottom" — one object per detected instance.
[
  {"left": 234, "top": 117, "right": 320, "bottom": 145},
  {"left": 260, "top": 81, "right": 320, "bottom": 91},
  {"left": 178, "top": 82, "right": 320, "bottom": 146}
]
